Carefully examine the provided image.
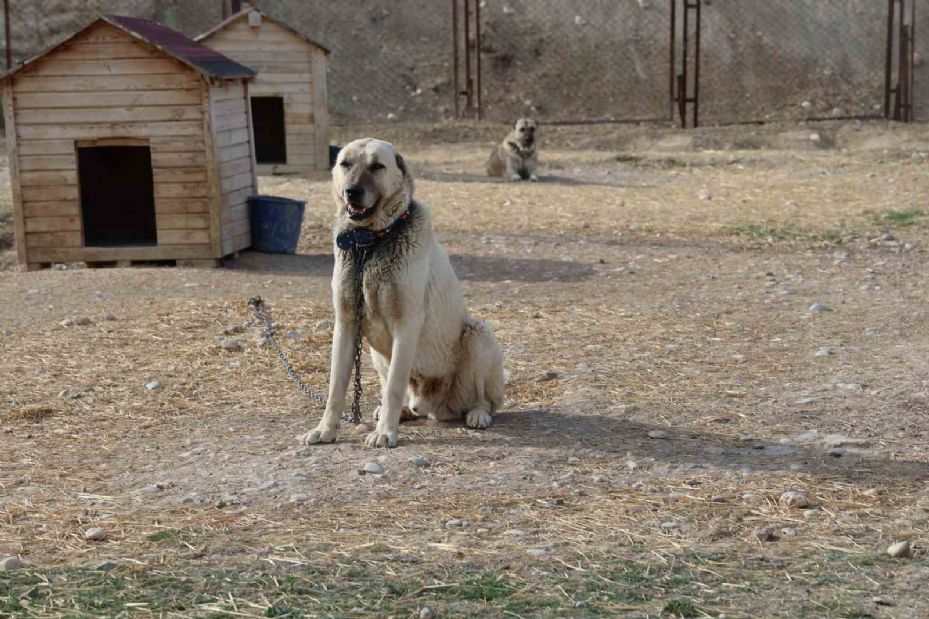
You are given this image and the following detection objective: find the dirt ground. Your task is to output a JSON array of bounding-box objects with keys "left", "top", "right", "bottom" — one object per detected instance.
[{"left": 2, "top": 120, "right": 929, "bottom": 617}]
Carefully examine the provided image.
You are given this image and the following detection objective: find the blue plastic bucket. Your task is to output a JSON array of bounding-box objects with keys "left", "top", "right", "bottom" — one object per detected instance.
[{"left": 248, "top": 195, "right": 306, "bottom": 254}]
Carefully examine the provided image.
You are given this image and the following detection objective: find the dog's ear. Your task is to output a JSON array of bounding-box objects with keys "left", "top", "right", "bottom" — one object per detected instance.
[{"left": 395, "top": 152, "right": 409, "bottom": 178}]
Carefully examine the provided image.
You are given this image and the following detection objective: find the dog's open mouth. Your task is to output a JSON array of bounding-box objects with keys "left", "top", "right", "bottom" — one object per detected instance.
[{"left": 346, "top": 203, "right": 374, "bottom": 220}]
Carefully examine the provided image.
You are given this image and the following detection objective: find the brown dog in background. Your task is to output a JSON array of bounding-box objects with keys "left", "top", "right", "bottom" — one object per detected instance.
[{"left": 487, "top": 118, "right": 539, "bottom": 181}]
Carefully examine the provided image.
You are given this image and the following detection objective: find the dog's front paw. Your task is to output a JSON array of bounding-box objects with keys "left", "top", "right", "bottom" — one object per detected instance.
[
  {"left": 365, "top": 429, "right": 398, "bottom": 448},
  {"left": 465, "top": 409, "right": 493, "bottom": 429},
  {"left": 510, "top": 173, "right": 522, "bottom": 181},
  {"left": 529, "top": 173, "right": 539, "bottom": 182},
  {"left": 300, "top": 425, "right": 338, "bottom": 445}
]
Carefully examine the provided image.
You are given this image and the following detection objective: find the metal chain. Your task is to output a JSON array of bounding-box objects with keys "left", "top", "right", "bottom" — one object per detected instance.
[{"left": 246, "top": 246, "right": 370, "bottom": 424}]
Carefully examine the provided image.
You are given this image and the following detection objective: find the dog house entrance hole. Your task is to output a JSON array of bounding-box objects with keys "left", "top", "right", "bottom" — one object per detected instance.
[
  {"left": 251, "top": 96, "right": 287, "bottom": 164},
  {"left": 78, "top": 145, "right": 157, "bottom": 247}
]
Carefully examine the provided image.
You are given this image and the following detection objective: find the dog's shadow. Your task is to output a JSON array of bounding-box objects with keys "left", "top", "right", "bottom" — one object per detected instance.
[
  {"left": 418, "top": 408, "right": 929, "bottom": 484},
  {"left": 417, "top": 170, "right": 631, "bottom": 188},
  {"left": 226, "top": 251, "right": 597, "bottom": 283}
]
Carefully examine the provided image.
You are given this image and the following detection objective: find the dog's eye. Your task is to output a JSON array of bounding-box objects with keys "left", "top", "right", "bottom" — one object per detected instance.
[
  {"left": 339, "top": 160, "right": 352, "bottom": 168},
  {"left": 369, "top": 162, "right": 385, "bottom": 171}
]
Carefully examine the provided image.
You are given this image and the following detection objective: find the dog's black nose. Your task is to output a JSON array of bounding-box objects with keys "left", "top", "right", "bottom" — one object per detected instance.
[{"left": 345, "top": 186, "right": 364, "bottom": 203}]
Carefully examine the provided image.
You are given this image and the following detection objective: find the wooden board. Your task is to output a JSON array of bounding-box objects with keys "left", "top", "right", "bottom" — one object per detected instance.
[
  {"left": 17, "top": 121, "right": 204, "bottom": 139},
  {"left": 16, "top": 105, "right": 203, "bottom": 125},
  {"left": 310, "top": 47, "right": 329, "bottom": 173},
  {"left": 23, "top": 58, "right": 189, "bottom": 77},
  {"left": 15, "top": 90, "right": 202, "bottom": 109},
  {"left": 203, "top": 79, "right": 223, "bottom": 258},
  {"left": 23, "top": 201, "right": 79, "bottom": 218},
  {"left": 26, "top": 231, "right": 82, "bottom": 248},
  {"left": 153, "top": 182, "right": 210, "bottom": 199},
  {"left": 158, "top": 229, "right": 211, "bottom": 245},
  {"left": 25, "top": 216, "right": 82, "bottom": 233},
  {"left": 156, "top": 214, "right": 210, "bottom": 230},
  {"left": 2, "top": 82, "right": 26, "bottom": 265},
  {"left": 21, "top": 185, "right": 79, "bottom": 202},
  {"left": 19, "top": 170, "right": 78, "bottom": 186},
  {"left": 28, "top": 245, "right": 215, "bottom": 263},
  {"left": 156, "top": 198, "right": 211, "bottom": 214},
  {"left": 219, "top": 156, "right": 252, "bottom": 179},
  {"left": 19, "top": 155, "right": 76, "bottom": 171},
  {"left": 154, "top": 168, "right": 207, "bottom": 183},
  {"left": 14, "top": 73, "right": 200, "bottom": 93}
]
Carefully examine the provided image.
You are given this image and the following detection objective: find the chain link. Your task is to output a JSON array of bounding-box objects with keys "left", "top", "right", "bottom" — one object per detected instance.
[{"left": 247, "top": 246, "right": 369, "bottom": 425}]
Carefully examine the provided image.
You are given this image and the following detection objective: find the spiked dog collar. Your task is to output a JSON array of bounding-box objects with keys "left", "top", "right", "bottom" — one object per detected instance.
[{"left": 336, "top": 203, "right": 415, "bottom": 251}]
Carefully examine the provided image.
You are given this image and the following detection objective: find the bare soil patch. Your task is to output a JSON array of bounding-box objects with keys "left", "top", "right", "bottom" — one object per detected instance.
[{"left": 2, "top": 120, "right": 929, "bottom": 617}]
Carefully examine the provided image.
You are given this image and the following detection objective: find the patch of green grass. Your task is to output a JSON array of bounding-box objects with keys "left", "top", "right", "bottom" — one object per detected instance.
[
  {"left": 147, "top": 529, "right": 189, "bottom": 542},
  {"left": 662, "top": 598, "right": 702, "bottom": 617},
  {"left": 456, "top": 572, "right": 516, "bottom": 602},
  {"left": 874, "top": 207, "right": 926, "bottom": 227}
]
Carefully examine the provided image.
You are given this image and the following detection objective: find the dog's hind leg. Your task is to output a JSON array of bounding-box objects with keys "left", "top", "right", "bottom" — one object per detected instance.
[{"left": 455, "top": 317, "right": 505, "bottom": 430}]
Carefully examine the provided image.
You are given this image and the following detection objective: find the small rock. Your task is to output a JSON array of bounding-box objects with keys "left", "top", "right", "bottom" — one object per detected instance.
[
  {"left": 809, "top": 132, "right": 821, "bottom": 143},
  {"left": 779, "top": 491, "right": 810, "bottom": 508},
  {"left": 754, "top": 526, "right": 779, "bottom": 542},
  {"left": 795, "top": 430, "right": 819, "bottom": 442},
  {"left": 880, "top": 233, "right": 895, "bottom": 242},
  {"left": 647, "top": 430, "right": 669, "bottom": 440},
  {"left": 145, "top": 381, "right": 164, "bottom": 391},
  {"left": 289, "top": 494, "right": 310, "bottom": 503},
  {"left": 814, "top": 347, "right": 834, "bottom": 357},
  {"left": 710, "top": 495, "right": 727, "bottom": 503},
  {"left": 823, "top": 435, "right": 871, "bottom": 449},
  {"left": 360, "top": 462, "right": 384, "bottom": 475},
  {"left": 314, "top": 319, "right": 333, "bottom": 330},
  {"left": 475, "top": 528, "right": 490, "bottom": 534},
  {"left": 221, "top": 339, "right": 243, "bottom": 352},
  {"left": 1, "top": 556, "right": 26, "bottom": 570},
  {"left": 665, "top": 344, "right": 683, "bottom": 353},
  {"left": 536, "top": 371, "right": 560, "bottom": 382},
  {"left": 410, "top": 456, "right": 430, "bottom": 467},
  {"left": 505, "top": 529, "right": 526, "bottom": 537},
  {"left": 95, "top": 560, "right": 118, "bottom": 572},
  {"left": 886, "top": 540, "right": 912, "bottom": 558},
  {"left": 445, "top": 519, "right": 463, "bottom": 528},
  {"left": 697, "top": 190, "right": 711, "bottom": 201},
  {"left": 826, "top": 447, "right": 845, "bottom": 457},
  {"left": 74, "top": 317, "right": 93, "bottom": 326},
  {"left": 527, "top": 547, "right": 549, "bottom": 557},
  {"left": 741, "top": 492, "right": 761, "bottom": 502},
  {"left": 355, "top": 423, "right": 372, "bottom": 434},
  {"left": 872, "top": 595, "right": 894, "bottom": 607},
  {"left": 809, "top": 302, "right": 832, "bottom": 313},
  {"left": 59, "top": 318, "right": 74, "bottom": 328},
  {"left": 84, "top": 527, "right": 107, "bottom": 541},
  {"left": 420, "top": 607, "right": 436, "bottom": 619},
  {"left": 863, "top": 488, "right": 880, "bottom": 497},
  {"left": 567, "top": 456, "right": 580, "bottom": 463},
  {"left": 660, "top": 522, "right": 680, "bottom": 531},
  {"left": 738, "top": 434, "right": 754, "bottom": 442},
  {"left": 222, "top": 325, "right": 245, "bottom": 335},
  {"left": 104, "top": 313, "right": 116, "bottom": 321},
  {"left": 215, "top": 499, "right": 228, "bottom": 509}
]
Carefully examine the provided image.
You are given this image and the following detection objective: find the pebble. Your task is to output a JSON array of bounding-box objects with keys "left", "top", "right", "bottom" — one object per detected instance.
[
  {"left": 475, "top": 528, "right": 490, "bottom": 534},
  {"left": 795, "top": 430, "right": 819, "bottom": 442},
  {"left": 754, "top": 526, "right": 779, "bottom": 542},
  {"left": 863, "top": 488, "right": 880, "bottom": 497},
  {"left": 660, "top": 522, "right": 680, "bottom": 531},
  {"left": 647, "top": 430, "right": 669, "bottom": 439},
  {"left": 145, "top": 381, "right": 164, "bottom": 391},
  {"left": 567, "top": 456, "right": 580, "bottom": 463},
  {"left": 738, "top": 434, "right": 754, "bottom": 442},
  {"left": 95, "top": 560, "right": 118, "bottom": 572},
  {"left": 710, "top": 495, "right": 727, "bottom": 503},
  {"left": 526, "top": 547, "right": 549, "bottom": 557},
  {"left": 886, "top": 540, "right": 912, "bottom": 558},
  {"left": 84, "top": 527, "right": 107, "bottom": 541},
  {"left": 3, "top": 329, "right": 13, "bottom": 337},
  {"left": 104, "top": 313, "right": 116, "bottom": 321},
  {"left": 536, "top": 370, "right": 560, "bottom": 382},
  {"left": 355, "top": 423, "right": 372, "bottom": 433},
  {"left": 826, "top": 448, "right": 845, "bottom": 457},
  {"left": 58, "top": 318, "right": 74, "bottom": 328},
  {"left": 880, "top": 233, "right": 895, "bottom": 242},
  {"left": 410, "top": 456, "right": 430, "bottom": 467},
  {"left": 1, "top": 556, "right": 26, "bottom": 570},
  {"left": 741, "top": 492, "right": 761, "bottom": 502},
  {"left": 779, "top": 491, "right": 810, "bottom": 508},
  {"left": 809, "top": 302, "right": 832, "bottom": 313},
  {"left": 445, "top": 519, "right": 464, "bottom": 528},
  {"left": 823, "top": 435, "right": 871, "bottom": 449},
  {"left": 314, "top": 319, "right": 334, "bottom": 330},
  {"left": 221, "top": 339, "right": 243, "bottom": 352},
  {"left": 74, "top": 317, "right": 93, "bottom": 326},
  {"left": 360, "top": 462, "right": 384, "bottom": 475},
  {"left": 809, "top": 132, "right": 821, "bottom": 143},
  {"left": 505, "top": 529, "right": 526, "bottom": 537},
  {"left": 419, "top": 607, "right": 436, "bottom": 619},
  {"left": 814, "top": 347, "right": 834, "bottom": 357},
  {"left": 223, "top": 325, "right": 245, "bottom": 335},
  {"left": 872, "top": 595, "right": 894, "bottom": 607}
]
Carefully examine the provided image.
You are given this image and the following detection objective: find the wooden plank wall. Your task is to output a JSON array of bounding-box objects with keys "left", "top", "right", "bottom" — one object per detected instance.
[
  {"left": 9, "top": 22, "right": 216, "bottom": 264},
  {"left": 202, "top": 17, "right": 327, "bottom": 175},
  {"left": 211, "top": 79, "right": 256, "bottom": 255}
]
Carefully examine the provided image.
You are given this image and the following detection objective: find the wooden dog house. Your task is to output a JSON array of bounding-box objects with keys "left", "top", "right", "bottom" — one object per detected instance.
[
  {"left": 197, "top": 9, "right": 330, "bottom": 176},
  {"left": 1, "top": 15, "right": 259, "bottom": 270}
]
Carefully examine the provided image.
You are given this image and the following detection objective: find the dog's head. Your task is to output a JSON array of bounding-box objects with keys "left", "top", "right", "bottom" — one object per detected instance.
[
  {"left": 332, "top": 138, "right": 413, "bottom": 230},
  {"left": 511, "top": 118, "right": 538, "bottom": 147}
]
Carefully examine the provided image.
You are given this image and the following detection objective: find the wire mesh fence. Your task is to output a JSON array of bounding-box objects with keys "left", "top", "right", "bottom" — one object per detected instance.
[{"left": 0, "top": 0, "right": 925, "bottom": 126}]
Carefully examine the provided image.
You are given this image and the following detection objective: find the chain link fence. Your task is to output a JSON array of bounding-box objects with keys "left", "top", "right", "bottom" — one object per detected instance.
[{"left": 0, "top": 0, "right": 926, "bottom": 125}]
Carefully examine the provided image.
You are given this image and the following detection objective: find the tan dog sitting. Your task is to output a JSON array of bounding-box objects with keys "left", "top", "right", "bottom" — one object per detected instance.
[{"left": 487, "top": 118, "right": 539, "bottom": 181}]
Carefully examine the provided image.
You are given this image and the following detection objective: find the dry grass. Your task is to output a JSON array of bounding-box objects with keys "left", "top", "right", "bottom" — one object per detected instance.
[{"left": 2, "top": 120, "right": 929, "bottom": 617}]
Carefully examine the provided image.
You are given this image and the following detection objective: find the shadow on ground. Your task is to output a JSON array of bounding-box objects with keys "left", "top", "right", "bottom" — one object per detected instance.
[{"left": 227, "top": 250, "right": 596, "bottom": 283}]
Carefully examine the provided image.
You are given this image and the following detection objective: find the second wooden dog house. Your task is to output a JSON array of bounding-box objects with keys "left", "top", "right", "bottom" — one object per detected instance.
[
  {"left": 198, "top": 8, "right": 330, "bottom": 176},
  {"left": 1, "top": 15, "right": 259, "bottom": 269}
]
